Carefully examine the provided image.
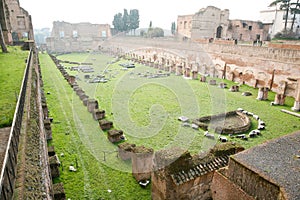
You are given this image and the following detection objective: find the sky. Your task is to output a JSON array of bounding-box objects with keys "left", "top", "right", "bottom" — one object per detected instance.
[{"left": 19, "top": 0, "right": 272, "bottom": 30}]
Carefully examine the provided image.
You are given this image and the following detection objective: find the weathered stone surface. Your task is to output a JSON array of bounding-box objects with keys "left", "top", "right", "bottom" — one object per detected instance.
[
  {"left": 118, "top": 143, "right": 136, "bottom": 160},
  {"left": 99, "top": 119, "right": 113, "bottom": 131},
  {"left": 107, "top": 130, "right": 124, "bottom": 143},
  {"left": 87, "top": 99, "right": 99, "bottom": 113},
  {"left": 132, "top": 146, "right": 154, "bottom": 182},
  {"left": 53, "top": 183, "right": 66, "bottom": 200},
  {"left": 93, "top": 109, "right": 105, "bottom": 120},
  {"left": 47, "top": 21, "right": 112, "bottom": 52}
]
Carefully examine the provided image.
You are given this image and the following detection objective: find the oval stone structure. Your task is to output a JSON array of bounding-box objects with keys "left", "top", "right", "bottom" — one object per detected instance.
[{"left": 193, "top": 111, "right": 251, "bottom": 134}]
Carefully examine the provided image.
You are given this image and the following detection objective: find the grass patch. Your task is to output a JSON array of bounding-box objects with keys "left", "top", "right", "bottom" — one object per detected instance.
[
  {"left": 40, "top": 53, "right": 150, "bottom": 200},
  {"left": 41, "top": 52, "right": 300, "bottom": 199},
  {"left": 0, "top": 46, "right": 28, "bottom": 127}
]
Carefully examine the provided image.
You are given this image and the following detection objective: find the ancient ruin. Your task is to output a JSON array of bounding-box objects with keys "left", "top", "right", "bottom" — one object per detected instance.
[
  {"left": 107, "top": 129, "right": 125, "bottom": 143},
  {"left": 211, "top": 131, "right": 300, "bottom": 200},
  {"left": 0, "top": 0, "right": 34, "bottom": 44},
  {"left": 193, "top": 111, "right": 251, "bottom": 134},
  {"left": 152, "top": 143, "right": 244, "bottom": 200},
  {"left": 46, "top": 21, "right": 112, "bottom": 52}
]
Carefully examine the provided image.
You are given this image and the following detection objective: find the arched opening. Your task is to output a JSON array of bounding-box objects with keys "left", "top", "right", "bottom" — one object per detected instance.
[{"left": 216, "top": 26, "right": 223, "bottom": 38}]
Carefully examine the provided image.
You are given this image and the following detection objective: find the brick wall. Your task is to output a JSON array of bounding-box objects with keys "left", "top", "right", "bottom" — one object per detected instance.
[{"left": 211, "top": 170, "right": 255, "bottom": 200}]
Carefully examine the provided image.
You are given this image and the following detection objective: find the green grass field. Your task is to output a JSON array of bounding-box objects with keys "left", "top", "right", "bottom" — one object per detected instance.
[
  {"left": 40, "top": 52, "right": 300, "bottom": 199},
  {"left": 0, "top": 46, "right": 28, "bottom": 127}
]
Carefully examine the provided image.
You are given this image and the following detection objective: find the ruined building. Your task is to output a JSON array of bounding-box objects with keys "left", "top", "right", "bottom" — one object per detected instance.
[
  {"left": 212, "top": 131, "right": 300, "bottom": 200},
  {"left": 46, "top": 21, "right": 112, "bottom": 52},
  {"left": 191, "top": 6, "right": 230, "bottom": 40},
  {"left": 177, "top": 6, "right": 270, "bottom": 41},
  {"left": 0, "top": 0, "right": 33, "bottom": 44}
]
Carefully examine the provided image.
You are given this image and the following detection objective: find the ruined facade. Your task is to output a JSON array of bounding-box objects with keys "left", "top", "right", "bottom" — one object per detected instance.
[
  {"left": 191, "top": 6, "right": 230, "bottom": 40},
  {"left": 177, "top": 6, "right": 270, "bottom": 41},
  {"left": 177, "top": 15, "right": 193, "bottom": 39},
  {"left": 0, "top": 0, "right": 33, "bottom": 44},
  {"left": 46, "top": 21, "right": 112, "bottom": 52},
  {"left": 227, "top": 20, "right": 270, "bottom": 41}
]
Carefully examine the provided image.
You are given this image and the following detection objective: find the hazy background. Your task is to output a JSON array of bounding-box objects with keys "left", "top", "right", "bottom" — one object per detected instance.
[{"left": 20, "top": 0, "right": 272, "bottom": 30}]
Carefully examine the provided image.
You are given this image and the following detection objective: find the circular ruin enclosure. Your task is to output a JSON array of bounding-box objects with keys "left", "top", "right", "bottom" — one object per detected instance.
[{"left": 193, "top": 111, "right": 251, "bottom": 134}]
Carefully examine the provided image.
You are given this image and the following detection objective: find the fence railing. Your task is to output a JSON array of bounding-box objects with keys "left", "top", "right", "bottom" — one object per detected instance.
[{"left": 0, "top": 48, "right": 33, "bottom": 200}]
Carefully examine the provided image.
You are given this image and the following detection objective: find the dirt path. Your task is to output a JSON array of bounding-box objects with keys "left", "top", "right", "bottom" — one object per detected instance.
[{"left": 0, "top": 127, "right": 11, "bottom": 170}]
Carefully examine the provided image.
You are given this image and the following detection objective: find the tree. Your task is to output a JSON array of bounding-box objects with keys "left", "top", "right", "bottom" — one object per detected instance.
[
  {"left": 112, "top": 13, "right": 124, "bottom": 32},
  {"left": 147, "top": 27, "right": 164, "bottom": 38},
  {"left": 171, "top": 22, "right": 176, "bottom": 35},
  {"left": 290, "top": 0, "right": 300, "bottom": 31},
  {"left": 123, "top": 9, "right": 130, "bottom": 33},
  {"left": 269, "top": 0, "right": 291, "bottom": 31},
  {"left": 129, "top": 9, "right": 139, "bottom": 35},
  {"left": 0, "top": 23, "right": 8, "bottom": 53}
]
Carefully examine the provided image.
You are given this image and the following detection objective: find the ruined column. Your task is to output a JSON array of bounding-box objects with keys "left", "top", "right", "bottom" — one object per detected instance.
[
  {"left": 192, "top": 71, "right": 198, "bottom": 80},
  {"left": 132, "top": 146, "right": 154, "bottom": 182},
  {"left": 273, "top": 81, "right": 287, "bottom": 105},
  {"left": 274, "top": 94, "right": 286, "bottom": 105},
  {"left": 185, "top": 67, "right": 191, "bottom": 78},
  {"left": 68, "top": 75, "right": 76, "bottom": 86},
  {"left": 257, "top": 87, "right": 269, "bottom": 100},
  {"left": 176, "top": 65, "right": 183, "bottom": 76},
  {"left": 292, "top": 80, "right": 300, "bottom": 111},
  {"left": 87, "top": 99, "right": 99, "bottom": 113}
]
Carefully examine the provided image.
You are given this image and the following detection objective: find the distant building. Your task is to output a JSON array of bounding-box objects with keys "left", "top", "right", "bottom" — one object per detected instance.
[
  {"left": 177, "top": 15, "right": 193, "bottom": 39},
  {"left": 260, "top": 6, "right": 300, "bottom": 38},
  {"left": 191, "top": 6, "right": 230, "bottom": 40},
  {"left": 227, "top": 20, "right": 270, "bottom": 41},
  {"left": 177, "top": 6, "right": 270, "bottom": 42},
  {"left": 46, "top": 21, "right": 112, "bottom": 53},
  {"left": 0, "top": 0, "right": 34, "bottom": 44}
]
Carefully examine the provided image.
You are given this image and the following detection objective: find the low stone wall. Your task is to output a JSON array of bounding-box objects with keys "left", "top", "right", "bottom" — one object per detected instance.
[{"left": 193, "top": 111, "right": 251, "bottom": 134}]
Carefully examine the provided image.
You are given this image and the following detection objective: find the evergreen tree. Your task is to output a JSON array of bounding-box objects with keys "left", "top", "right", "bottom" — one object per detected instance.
[
  {"left": 171, "top": 22, "right": 176, "bottom": 35},
  {"left": 123, "top": 9, "right": 130, "bottom": 32},
  {"left": 129, "top": 9, "right": 139, "bottom": 35},
  {"left": 112, "top": 13, "right": 124, "bottom": 32}
]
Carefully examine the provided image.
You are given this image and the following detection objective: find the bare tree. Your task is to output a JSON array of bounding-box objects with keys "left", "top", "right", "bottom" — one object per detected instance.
[{"left": 0, "top": 22, "right": 8, "bottom": 53}]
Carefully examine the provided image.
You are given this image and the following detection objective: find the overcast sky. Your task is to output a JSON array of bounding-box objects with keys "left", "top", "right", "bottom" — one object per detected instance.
[{"left": 19, "top": 0, "right": 272, "bottom": 30}]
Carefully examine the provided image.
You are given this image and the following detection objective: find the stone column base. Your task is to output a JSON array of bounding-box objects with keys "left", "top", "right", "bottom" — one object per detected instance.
[{"left": 292, "top": 101, "right": 300, "bottom": 111}]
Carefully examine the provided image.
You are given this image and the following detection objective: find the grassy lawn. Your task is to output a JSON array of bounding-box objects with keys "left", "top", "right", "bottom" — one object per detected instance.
[
  {"left": 0, "top": 46, "right": 28, "bottom": 127},
  {"left": 40, "top": 52, "right": 300, "bottom": 199}
]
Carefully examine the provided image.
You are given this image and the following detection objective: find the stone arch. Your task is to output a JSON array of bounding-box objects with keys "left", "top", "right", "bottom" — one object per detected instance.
[
  {"left": 216, "top": 26, "right": 223, "bottom": 38},
  {"left": 257, "top": 72, "right": 268, "bottom": 87},
  {"left": 243, "top": 70, "right": 256, "bottom": 86}
]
